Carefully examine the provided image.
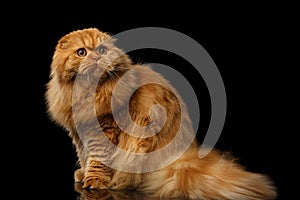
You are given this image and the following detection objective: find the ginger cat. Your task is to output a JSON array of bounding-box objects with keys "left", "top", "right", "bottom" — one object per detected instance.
[{"left": 45, "top": 27, "right": 277, "bottom": 199}]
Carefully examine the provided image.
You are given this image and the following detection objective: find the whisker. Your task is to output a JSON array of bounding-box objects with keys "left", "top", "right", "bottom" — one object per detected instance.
[
  {"left": 111, "top": 71, "right": 122, "bottom": 81},
  {"left": 108, "top": 71, "right": 118, "bottom": 82},
  {"left": 110, "top": 71, "right": 127, "bottom": 87}
]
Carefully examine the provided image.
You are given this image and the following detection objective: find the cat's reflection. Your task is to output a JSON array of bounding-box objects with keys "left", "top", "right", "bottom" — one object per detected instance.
[{"left": 74, "top": 183, "right": 161, "bottom": 200}]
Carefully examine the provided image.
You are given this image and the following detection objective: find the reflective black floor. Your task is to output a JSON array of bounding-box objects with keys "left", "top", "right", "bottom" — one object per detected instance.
[{"left": 74, "top": 183, "right": 186, "bottom": 200}]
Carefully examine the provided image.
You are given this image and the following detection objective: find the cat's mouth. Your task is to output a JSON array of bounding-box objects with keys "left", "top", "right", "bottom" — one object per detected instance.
[
  {"left": 96, "top": 59, "right": 115, "bottom": 72},
  {"left": 79, "top": 60, "right": 114, "bottom": 73},
  {"left": 77, "top": 61, "right": 116, "bottom": 82}
]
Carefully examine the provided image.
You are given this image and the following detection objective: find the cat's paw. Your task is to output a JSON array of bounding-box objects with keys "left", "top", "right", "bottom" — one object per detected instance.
[
  {"left": 82, "top": 176, "right": 110, "bottom": 190},
  {"left": 74, "top": 168, "right": 84, "bottom": 183}
]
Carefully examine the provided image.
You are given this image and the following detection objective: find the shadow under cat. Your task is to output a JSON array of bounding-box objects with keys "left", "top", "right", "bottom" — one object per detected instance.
[{"left": 74, "top": 183, "right": 190, "bottom": 200}]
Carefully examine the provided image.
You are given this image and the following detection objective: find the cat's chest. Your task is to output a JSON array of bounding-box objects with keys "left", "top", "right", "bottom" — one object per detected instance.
[{"left": 94, "top": 92, "right": 113, "bottom": 116}]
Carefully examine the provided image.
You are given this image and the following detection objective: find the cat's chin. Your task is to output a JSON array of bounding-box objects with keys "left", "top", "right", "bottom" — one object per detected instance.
[{"left": 75, "top": 70, "right": 111, "bottom": 86}]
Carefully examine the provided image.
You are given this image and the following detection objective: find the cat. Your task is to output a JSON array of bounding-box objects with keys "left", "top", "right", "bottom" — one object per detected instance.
[{"left": 45, "top": 27, "right": 277, "bottom": 199}]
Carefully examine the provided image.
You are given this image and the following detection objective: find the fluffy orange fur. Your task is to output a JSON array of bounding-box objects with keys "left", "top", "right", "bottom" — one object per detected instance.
[{"left": 45, "top": 28, "right": 277, "bottom": 199}]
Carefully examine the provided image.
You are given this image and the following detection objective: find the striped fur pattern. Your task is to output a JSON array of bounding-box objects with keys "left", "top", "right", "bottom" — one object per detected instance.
[{"left": 45, "top": 28, "right": 277, "bottom": 199}]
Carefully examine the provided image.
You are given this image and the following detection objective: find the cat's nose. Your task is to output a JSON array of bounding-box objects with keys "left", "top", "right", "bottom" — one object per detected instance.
[
  {"left": 88, "top": 52, "right": 100, "bottom": 61},
  {"left": 90, "top": 55, "right": 100, "bottom": 61}
]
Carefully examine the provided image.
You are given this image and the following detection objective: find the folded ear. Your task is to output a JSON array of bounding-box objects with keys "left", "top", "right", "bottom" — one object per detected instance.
[
  {"left": 58, "top": 39, "right": 68, "bottom": 50},
  {"left": 56, "top": 31, "right": 75, "bottom": 50}
]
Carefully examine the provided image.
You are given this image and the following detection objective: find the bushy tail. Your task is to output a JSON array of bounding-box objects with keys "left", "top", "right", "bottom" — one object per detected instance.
[{"left": 140, "top": 148, "right": 277, "bottom": 200}]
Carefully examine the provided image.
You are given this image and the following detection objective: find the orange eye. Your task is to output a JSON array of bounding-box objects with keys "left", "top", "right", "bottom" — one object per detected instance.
[{"left": 76, "top": 48, "right": 87, "bottom": 57}]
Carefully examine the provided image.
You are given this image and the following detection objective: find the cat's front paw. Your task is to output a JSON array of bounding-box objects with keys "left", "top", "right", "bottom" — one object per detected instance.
[
  {"left": 74, "top": 168, "right": 84, "bottom": 183},
  {"left": 82, "top": 176, "right": 110, "bottom": 190}
]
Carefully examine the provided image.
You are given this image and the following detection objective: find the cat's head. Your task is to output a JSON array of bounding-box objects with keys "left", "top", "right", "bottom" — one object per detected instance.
[{"left": 50, "top": 28, "right": 132, "bottom": 84}]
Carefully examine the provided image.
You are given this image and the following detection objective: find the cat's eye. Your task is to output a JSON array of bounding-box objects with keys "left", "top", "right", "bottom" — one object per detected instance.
[
  {"left": 98, "top": 45, "right": 108, "bottom": 55},
  {"left": 76, "top": 48, "right": 87, "bottom": 57}
]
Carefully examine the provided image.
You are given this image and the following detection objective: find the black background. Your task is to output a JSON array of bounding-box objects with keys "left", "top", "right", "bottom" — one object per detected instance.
[{"left": 3, "top": 3, "right": 295, "bottom": 199}]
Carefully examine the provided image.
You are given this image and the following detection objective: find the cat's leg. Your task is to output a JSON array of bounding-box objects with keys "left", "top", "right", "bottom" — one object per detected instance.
[
  {"left": 82, "top": 156, "right": 113, "bottom": 189},
  {"left": 81, "top": 125, "right": 119, "bottom": 189},
  {"left": 69, "top": 130, "right": 87, "bottom": 183},
  {"left": 140, "top": 147, "right": 277, "bottom": 200}
]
